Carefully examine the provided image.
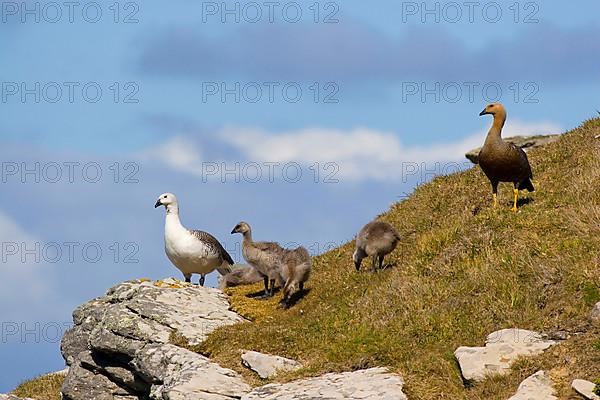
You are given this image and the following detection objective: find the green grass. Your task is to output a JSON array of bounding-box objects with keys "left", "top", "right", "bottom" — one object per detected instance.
[{"left": 198, "top": 117, "right": 600, "bottom": 399}]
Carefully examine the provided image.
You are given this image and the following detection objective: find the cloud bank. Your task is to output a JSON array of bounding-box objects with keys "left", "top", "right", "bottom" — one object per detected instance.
[
  {"left": 139, "top": 121, "right": 562, "bottom": 182},
  {"left": 138, "top": 23, "right": 600, "bottom": 84}
]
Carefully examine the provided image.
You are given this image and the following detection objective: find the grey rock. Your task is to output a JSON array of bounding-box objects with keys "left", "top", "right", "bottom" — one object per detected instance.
[
  {"left": 61, "top": 326, "right": 91, "bottom": 366},
  {"left": 0, "top": 395, "right": 34, "bottom": 400},
  {"left": 590, "top": 302, "right": 600, "bottom": 325},
  {"left": 465, "top": 135, "right": 562, "bottom": 164},
  {"left": 572, "top": 379, "right": 600, "bottom": 400},
  {"left": 62, "top": 362, "right": 139, "bottom": 400},
  {"left": 241, "top": 351, "right": 301, "bottom": 379},
  {"left": 77, "top": 351, "right": 148, "bottom": 393},
  {"left": 137, "top": 344, "right": 251, "bottom": 399},
  {"left": 242, "top": 367, "right": 406, "bottom": 400},
  {"left": 455, "top": 329, "right": 557, "bottom": 382},
  {"left": 61, "top": 279, "right": 249, "bottom": 400},
  {"left": 508, "top": 371, "right": 556, "bottom": 400}
]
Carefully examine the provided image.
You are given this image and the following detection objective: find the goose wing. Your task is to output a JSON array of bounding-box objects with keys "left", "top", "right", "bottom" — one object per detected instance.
[
  {"left": 189, "top": 230, "right": 235, "bottom": 267},
  {"left": 507, "top": 142, "right": 533, "bottom": 179},
  {"left": 254, "top": 241, "right": 284, "bottom": 253}
]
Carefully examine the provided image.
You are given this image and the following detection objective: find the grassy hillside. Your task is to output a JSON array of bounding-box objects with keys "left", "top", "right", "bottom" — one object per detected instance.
[
  {"left": 12, "top": 372, "right": 64, "bottom": 400},
  {"left": 199, "top": 118, "right": 600, "bottom": 399}
]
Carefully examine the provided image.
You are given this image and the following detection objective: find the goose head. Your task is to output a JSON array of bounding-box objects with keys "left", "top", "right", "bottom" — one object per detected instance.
[
  {"left": 231, "top": 221, "right": 251, "bottom": 235},
  {"left": 352, "top": 249, "right": 364, "bottom": 271},
  {"left": 154, "top": 192, "right": 177, "bottom": 210},
  {"left": 479, "top": 103, "right": 506, "bottom": 117}
]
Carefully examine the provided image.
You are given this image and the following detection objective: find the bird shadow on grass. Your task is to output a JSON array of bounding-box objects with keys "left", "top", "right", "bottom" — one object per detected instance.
[
  {"left": 246, "top": 287, "right": 281, "bottom": 299},
  {"left": 517, "top": 197, "right": 534, "bottom": 207},
  {"left": 280, "top": 288, "right": 312, "bottom": 309},
  {"left": 380, "top": 262, "right": 397, "bottom": 271}
]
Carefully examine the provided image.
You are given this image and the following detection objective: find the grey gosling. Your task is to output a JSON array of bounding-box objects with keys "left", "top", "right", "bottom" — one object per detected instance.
[
  {"left": 218, "top": 264, "right": 263, "bottom": 290},
  {"left": 231, "top": 221, "right": 285, "bottom": 298},
  {"left": 353, "top": 220, "right": 400, "bottom": 272},
  {"left": 278, "top": 246, "right": 311, "bottom": 308}
]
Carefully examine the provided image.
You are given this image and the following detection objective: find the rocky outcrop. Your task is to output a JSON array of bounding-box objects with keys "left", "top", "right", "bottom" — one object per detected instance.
[
  {"left": 241, "top": 351, "right": 301, "bottom": 379},
  {"left": 0, "top": 395, "right": 33, "bottom": 400},
  {"left": 60, "top": 279, "right": 249, "bottom": 400},
  {"left": 465, "top": 134, "right": 562, "bottom": 164},
  {"left": 508, "top": 371, "right": 556, "bottom": 400},
  {"left": 60, "top": 279, "right": 408, "bottom": 399},
  {"left": 455, "top": 329, "right": 558, "bottom": 382},
  {"left": 242, "top": 367, "right": 406, "bottom": 400},
  {"left": 572, "top": 379, "right": 600, "bottom": 400}
]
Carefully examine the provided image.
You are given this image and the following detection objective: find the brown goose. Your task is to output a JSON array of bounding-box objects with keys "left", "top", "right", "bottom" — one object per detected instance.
[
  {"left": 353, "top": 220, "right": 400, "bottom": 272},
  {"left": 478, "top": 103, "right": 535, "bottom": 212}
]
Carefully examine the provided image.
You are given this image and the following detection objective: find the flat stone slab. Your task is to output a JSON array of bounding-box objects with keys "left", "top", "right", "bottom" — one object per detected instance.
[
  {"left": 508, "top": 371, "right": 556, "bottom": 400},
  {"left": 139, "top": 344, "right": 251, "bottom": 400},
  {"left": 242, "top": 351, "right": 301, "bottom": 379},
  {"left": 0, "top": 395, "right": 34, "bottom": 400},
  {"left": 455, "top": 329, "right": 557, "bottom": 382},
  {"left": 572, "top": 379, "right": 600, "bottom": 400},
  {"left": 117, "top": 278, "right": 246, "bottom": 345},
  {"left": 242, "top": 367, "right": 406, "bottom": 400}
]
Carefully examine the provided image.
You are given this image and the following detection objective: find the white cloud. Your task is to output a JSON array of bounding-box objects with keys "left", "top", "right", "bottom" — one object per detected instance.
[
  {"left": 219, "top": 121, "right": 562, "bottom": 181},
  {"left": 139, "top": 121, "right": 562, "bottom": 182},
  {"left": 0, "top": 211, "right": 50, "bottom": 305},
  {"left": 137, "top": 135, "right": 204, "bottom": 176}
]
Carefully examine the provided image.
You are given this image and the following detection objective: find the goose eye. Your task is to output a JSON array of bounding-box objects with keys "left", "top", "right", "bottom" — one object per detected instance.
[{"left": 163, "top": 195, "right": 168, "bottom": 199}]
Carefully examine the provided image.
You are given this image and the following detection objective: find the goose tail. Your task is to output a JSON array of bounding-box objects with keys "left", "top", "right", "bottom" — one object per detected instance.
[{"left": 521, "top": 178, "right": 535, "bottom": 192}]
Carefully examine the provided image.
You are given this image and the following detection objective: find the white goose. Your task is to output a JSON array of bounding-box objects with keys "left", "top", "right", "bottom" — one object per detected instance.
[{"left": 155, "top": 193, "right": 233, "bottom": 286}]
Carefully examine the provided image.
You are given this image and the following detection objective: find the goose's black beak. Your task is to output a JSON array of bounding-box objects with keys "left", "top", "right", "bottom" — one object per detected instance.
[
  {"left": 154, "top": 200, "right": 162, "bottom": 208},
  {"left": 230, "top": 228, "right": 237, "bottom": 234},
  {"left": 479, "top": 109, "right": 488, "bottom": 116}
]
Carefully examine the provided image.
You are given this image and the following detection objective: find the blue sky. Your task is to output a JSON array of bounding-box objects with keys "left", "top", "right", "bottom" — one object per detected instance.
[{"left": 1, "top": 0, "right": 599, "bottom": 391}]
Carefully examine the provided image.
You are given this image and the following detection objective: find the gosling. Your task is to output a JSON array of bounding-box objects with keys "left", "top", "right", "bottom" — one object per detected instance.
[
  {"left": 218, "top": 264, "right": 263, "bottom": 290},
  {"left": 231, "top": 221, "right": 284, "bottom": 298},
  {"left": 353, "top": 220, "right": 400, "bottom": 272},
  {"left": 278, "top": 246, "right": 311, "bottom": 309}
]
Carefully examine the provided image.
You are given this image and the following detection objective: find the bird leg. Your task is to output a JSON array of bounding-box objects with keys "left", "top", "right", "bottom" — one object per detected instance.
[
  {"left": 491, "top": 182, "right": 499, "bottom": 209},
  {"left": 378, "top": 255, "right": 384, "bottom": 270},
  {"left": 511, "top": 189, "right": 519, "bottom": 212},
  {"left": 184, "top": 274, "right": 192, "bottom": 284},
  {"left": 257, "top": 276, "right": 274, "bottom": 299},
  {"left": 199, "top": 274, "right": 206, "bottom": 287},
  {"left": 268, "top": 279, "right": 276, "bottom": 297},
  {"left": 279, "top": 283, "right": 290, "bottom": 308},
  {"left": 372, "top": 256, "right": 378, "bottom": 273},
  {"left": 258, "top": 276, "right": 270, "bottom": 299}
]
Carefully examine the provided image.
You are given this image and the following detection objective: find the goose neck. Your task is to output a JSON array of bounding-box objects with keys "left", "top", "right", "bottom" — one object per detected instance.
[
  {"left": 485, "top": 112, "right": 506, "bottom": 143},
  {"left": 242, "top": 230, "right": 253, "bottom": 244}
]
